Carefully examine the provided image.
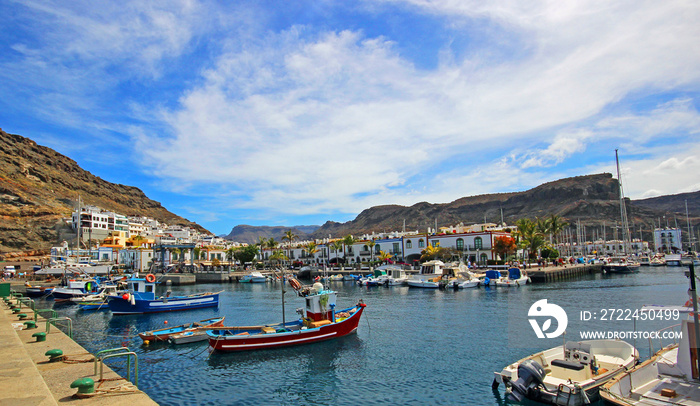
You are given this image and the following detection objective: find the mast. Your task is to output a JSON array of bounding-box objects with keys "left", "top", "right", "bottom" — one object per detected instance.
[{"left": 615, "top": 150, "right": 632, "bottom": 256}]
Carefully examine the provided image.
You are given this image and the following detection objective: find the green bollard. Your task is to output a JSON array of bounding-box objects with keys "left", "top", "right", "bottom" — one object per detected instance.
[
  {"left": 12, "top": 308, "right": 21, "bottom": 314},
  {"left": 32, "top": 332, "right": 46, "bottom": 342},
  {"left": 17, "top": 313, "right": 28, "bottom": 320},
  {"left": 45, "top": 349, "right": 63, "bottom": 362},
  {"left": 24, "top": 321, "right": 37, "bottom": 329},
  {"left": 70, "top": 378, "right": 95, "bottom": 395}
]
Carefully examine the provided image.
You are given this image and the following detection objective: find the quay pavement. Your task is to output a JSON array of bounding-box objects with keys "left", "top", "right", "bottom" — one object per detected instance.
[{"left": 1, "top": 282, "right": 159, "bottom": 406}]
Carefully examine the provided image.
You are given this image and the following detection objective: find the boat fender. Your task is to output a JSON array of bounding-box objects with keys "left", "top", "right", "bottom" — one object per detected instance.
[
  {"left": 146, "top": 274, "right": 156, "bottom": 283},
  {"left": 130, "top": 294, "right": 136, "bottom": 306},
  {"left": 483, "top": 277, "right": 490, "bottom": 286}
]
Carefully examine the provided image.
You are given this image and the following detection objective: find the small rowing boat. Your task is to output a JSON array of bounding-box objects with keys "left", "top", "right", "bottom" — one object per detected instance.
[{"left": 138, "top": 316, "right": 226, "bottom": 342}]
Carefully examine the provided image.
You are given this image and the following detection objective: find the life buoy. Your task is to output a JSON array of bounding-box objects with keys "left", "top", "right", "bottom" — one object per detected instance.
[
  {"left": 289, "top": 278, "right": 302, "bottom": 291},
  {"left": 146, "top": 274, "right": 156, "bottom": 283}
]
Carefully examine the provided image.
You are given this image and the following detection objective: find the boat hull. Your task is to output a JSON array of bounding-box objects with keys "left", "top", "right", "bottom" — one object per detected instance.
[
  {"left": 25, "top": 287, "right": 54, "bottom": 297},
  {"left": 139, "top": 317, "right": 225, "bottom": 341},
  {"left": 108, "top": 293, "right": 220, "bottom": 315},
  {"left": 209, "top": 305, "right": 365, "bottom": 352},
  {"left": 603, "top": 264, "right": 640, "bottom": 273}
]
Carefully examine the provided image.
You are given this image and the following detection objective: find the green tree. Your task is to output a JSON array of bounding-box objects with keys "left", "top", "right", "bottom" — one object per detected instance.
[
  {"left": 305, "top": 242, "right": 318, "bottom": 265},
  {"left": 269, "top": 249, "right": 287, "bottom": 268},
  {"left": 367, "top": 240, "right": 376, "bottom": 264},
  {"left": 342, "top": 235, "right": 356, "bottom": 270},
  {"left": 225, "top": 247, "right": 236, "bottom": 265},
  {"left": 548, "top": 214, "right": 569, "bottom": 247},
  {"left": 420, "top": 243, "right": 442, "bottom": 261},
  {"left": 516, "top": 218, "right": 546, "bottom": 264},
  {"left": 331, "top": 240, "right": 343, "bottom": 265},
  {"left": 282, "top": 230, "right": 298, "bottom": 266},
  {"left": 235, "top": 245, "right": 259, "bottom": 265},
  {"left": 378, "top": 250, "right": 392, "bottom": 264}
]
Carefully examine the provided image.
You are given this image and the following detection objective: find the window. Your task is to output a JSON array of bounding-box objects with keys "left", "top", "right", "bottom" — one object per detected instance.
[
  {"left": 431, "top": 240, "right": 439, "bottom": 247},
  {"left": 474, "top": 237, "right": 483, "bottom": 249},
  {"left": 393, "top": 243, "right": 400, "bottom": 254},
  {"left": 406, "top": 240, "right": 412, "bottom": 249},
  {"left": 375, "top": 244, "right": 381, "bottom": 254},
  {"left": 456, "top": 238, "right": 464, "bottom": 250},
  {"left": 418, "top": 239, "right": 425, "bottom": 248}
]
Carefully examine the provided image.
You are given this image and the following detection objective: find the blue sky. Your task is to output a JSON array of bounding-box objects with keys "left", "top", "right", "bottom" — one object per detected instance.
[{"left": 2, "top": 1, "right": 700, "bottom": 236}]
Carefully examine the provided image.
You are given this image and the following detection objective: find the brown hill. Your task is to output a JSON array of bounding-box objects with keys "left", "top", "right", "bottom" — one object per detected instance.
[
  {"left": 0, "top": 129, "right": 208, "bottom": 253},
  {"left": 307, "top": 173, "right": 700, "bottom": 243}
]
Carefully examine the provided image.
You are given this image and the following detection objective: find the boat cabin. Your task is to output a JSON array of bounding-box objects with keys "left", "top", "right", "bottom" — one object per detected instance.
[
  {"left": 305, "top": 290, "right": 337, "bottom": 322},
  {"left": 127, "top": 277, "right": 157, "bottom": 300},
  {"left": 507, "top": 268, "right": 523, "bottom": 280},
  {"left": 420, "top": 260, "right": 445, "bottom": 275}
]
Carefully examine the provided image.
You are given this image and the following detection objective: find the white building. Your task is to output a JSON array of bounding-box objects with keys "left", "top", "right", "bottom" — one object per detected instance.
[{"left": 654, "top": 228, "right": 682, "bottom": 253}]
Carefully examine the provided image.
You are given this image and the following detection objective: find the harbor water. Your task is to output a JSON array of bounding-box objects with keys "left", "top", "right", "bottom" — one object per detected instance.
[{"left": 36, "top": 266, "right": 687, "bottom": 405}]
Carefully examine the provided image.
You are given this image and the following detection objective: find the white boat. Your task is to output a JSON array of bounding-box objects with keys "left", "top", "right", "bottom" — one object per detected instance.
[
  {"left": 375, "top": 265, "right": 409, "bottom": 286},
  {"left": 603, "top": 256, "right": 641, "bottom": 273},
  {"left": 494, "top": 340, "right": 638, "bottom": 406},
  {"left": 650, "top": 254, "right": 666, "bottom": 266},
  {"left": 240, "top": 271, "right": 267, "bottom": 283},
  {"left": 600, "top": 276, "right": 698, "bottom": 405},
  {"left": 328, "top": 274, "right": 344, "bottom": 281},
  {"left": 664, "top": 253, "right": 681, "bottom": 266},
  {"left": 495, "top": 267, "right": 530, "bottom": 287},
  {"left": 638, "top": 255, "right": 651, "bottom": 266},
  {"left": 69, "top": 284, "right": 120, "bottom": 303},
  {"left": 407, "top": 260, "right": 446, "bottom": 288}
]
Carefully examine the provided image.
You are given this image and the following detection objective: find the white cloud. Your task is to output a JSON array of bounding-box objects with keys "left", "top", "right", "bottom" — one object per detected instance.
[{"left": 133, "top": 1, "right": 700, "bottom": 217}]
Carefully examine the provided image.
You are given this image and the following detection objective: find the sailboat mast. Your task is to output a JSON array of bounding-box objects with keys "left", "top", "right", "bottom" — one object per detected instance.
[{"left": 615, "top": 150, "right": 632, "bottom": 256}]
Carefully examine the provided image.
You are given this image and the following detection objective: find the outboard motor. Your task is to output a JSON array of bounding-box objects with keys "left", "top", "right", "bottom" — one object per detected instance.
[{"left": 507, "top": 359, "right": 547, "bottom": 402}]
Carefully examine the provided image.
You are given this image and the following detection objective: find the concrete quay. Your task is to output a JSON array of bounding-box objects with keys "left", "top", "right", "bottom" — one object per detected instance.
[
  {"left": 0, "top": 289, "right": 159, "bottom": 406},
  {"left": 526, "top": 263, "right": 603, "bottom": 283}
]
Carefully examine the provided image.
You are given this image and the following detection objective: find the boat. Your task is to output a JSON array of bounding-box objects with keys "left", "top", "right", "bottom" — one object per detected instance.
[
  {"left": 328, "top": 274, "right": 344, "bottom": 281},
  {"left": 239, "top": 271, "right": 267, "bottom": 283},
  {"left": 107, "top": 274, "right": 221, "bottom": 315},
  {"left": 664, "top": 253, "right": 681, "bottom": 266},
  {"left": 343, "top": 274, "right": 358, "bottom": 281},
  {"left": 604, "top": 149, "right": 640, "bottom": 274},
  {"left": 481, "top": 269, "right": 503, "bottom": 286},
  {"left": 494, "top": 339, "right": 638, "bottom": 405},
  {"left": 600, "top": 266, "right": 699, "bottom": 405},
  {"left": 24, "top": 282, "right": 55, "bottom": 297},
  {"left": 208, "top": 279, "right": 366, "bottom": 352},
  {"left": 603, "top": 256, "right": 641, "bottom": 273},
  {"left": 139, "top": 316, "right": 226, "bottom": 342},
  {"left": 377, "top": 265, "right": 409, "bottom": 286},
  {"left": 51, "top": 278, "right": 104, "bottom": 299},
  {"left": 495, "top": 267, "right": 530, "bottom": 287},
  {"left": 77, "top": 301, "right": 110, "bottom": 311},
  {"left": 650, "top": 254, "right": 666, "bottom": 266},
  {"left": 407, "top": 260, "right": 447, "bottom": 288},
  {"left": 638, "top": 255, "right": 651, "bottom": 266}
]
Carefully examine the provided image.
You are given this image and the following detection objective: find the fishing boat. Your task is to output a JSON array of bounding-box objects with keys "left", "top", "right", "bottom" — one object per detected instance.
[
  {"left": 239, "top": 271, "right": 267, "bottom": 283},
  {"left": 495, "top": 267, "right": 530, "bottom": 287},
  {"left": 24, "top": 282, "right": 55, "bottom": 297},
  {"left": 107, "top": 274, "right": 221, "bottom": 315},
  {"left": 494, "top": 339, "right": 638, "bottom": 405},
  {"left": 52, "top": 278, "right": 104, "bottom": 300},
  {"left": 138, "top": 316, "right": 226, "bottom": 342},
  {"left": 407, "top": 260, "right": 447, "bottom": 288},
  {"left": 208, "top": 279, "right": 366, "bottom": 352}
]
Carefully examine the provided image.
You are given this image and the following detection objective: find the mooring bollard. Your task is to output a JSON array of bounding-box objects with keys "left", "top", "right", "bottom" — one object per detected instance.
[
  {"left": 32, "top": 332, "right": 46, "bottom": 342},
  {"left": 70, "top": 377, "right": 95, "bottom": 395},
  {"left": 45, "top": 349, "right": 63, "bottom": 362}
]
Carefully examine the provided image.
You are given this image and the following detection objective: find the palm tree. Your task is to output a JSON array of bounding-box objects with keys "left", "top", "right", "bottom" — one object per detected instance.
[
  {"left": 548, "top": 214, "right": 569, "bottom": 251},
  {"left": 225, "top": 247, "right": 236, "bottom": 266},
  {"left": 305, "top": 242, "right": 319, "bottom": 265},
  {"left": 269, "top": 249, "right": 287, "bottom": 269},
  {"left": 256, "top": 237, "right": 267, "bottom": 262},
  {"left": 282, "top": 230, "right": 298, "bottom": 267},
  {"left": 516, "top": 218, "right": 546, "bottom": 264},
  {"left": 367, "top": 240, "right": 376, "bottom": 265},
  {"left": 342, "top": 235, "right": 356, "bottom": 270},
  {"left": 331, "top": 240, "right": 343, "bottom": 267},
  {"left": 266, "top": 238, "right": 279, "bottom": 267},
  {"left": 378, "top": 250, "right": 392, "bottom": 264},
  {"left": 420, "top": 242, "right": 442, "bottom": 261}
]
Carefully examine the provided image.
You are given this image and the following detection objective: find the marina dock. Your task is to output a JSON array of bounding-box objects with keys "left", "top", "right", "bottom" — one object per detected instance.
[
  {"left": 0, "top": 283, "right": 159, "bottom": 406},
  {"left": 526, "top": 263, "right": 603, "bottom": 283}
]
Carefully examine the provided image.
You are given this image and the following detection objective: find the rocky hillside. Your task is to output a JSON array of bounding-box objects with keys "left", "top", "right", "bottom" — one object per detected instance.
[
  {"left": 225, "top": 225, "right": 320, "bottom": 244},
  {"left": 0, "top": 129, "right": 209, "bottom": 253},
  {"left": 301, "top": 173, "right": 699, "bottom": 244}
]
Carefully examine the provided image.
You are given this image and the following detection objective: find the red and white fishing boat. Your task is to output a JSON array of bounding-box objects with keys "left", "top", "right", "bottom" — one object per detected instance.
[{"left": 207, "top": 279, "right": 366, "bottom": 352}]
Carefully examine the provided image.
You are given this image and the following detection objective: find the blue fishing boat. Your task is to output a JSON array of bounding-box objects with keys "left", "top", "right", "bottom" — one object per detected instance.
[{"left": 106, "top": 274, "right": 221, "bottom": 315}]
